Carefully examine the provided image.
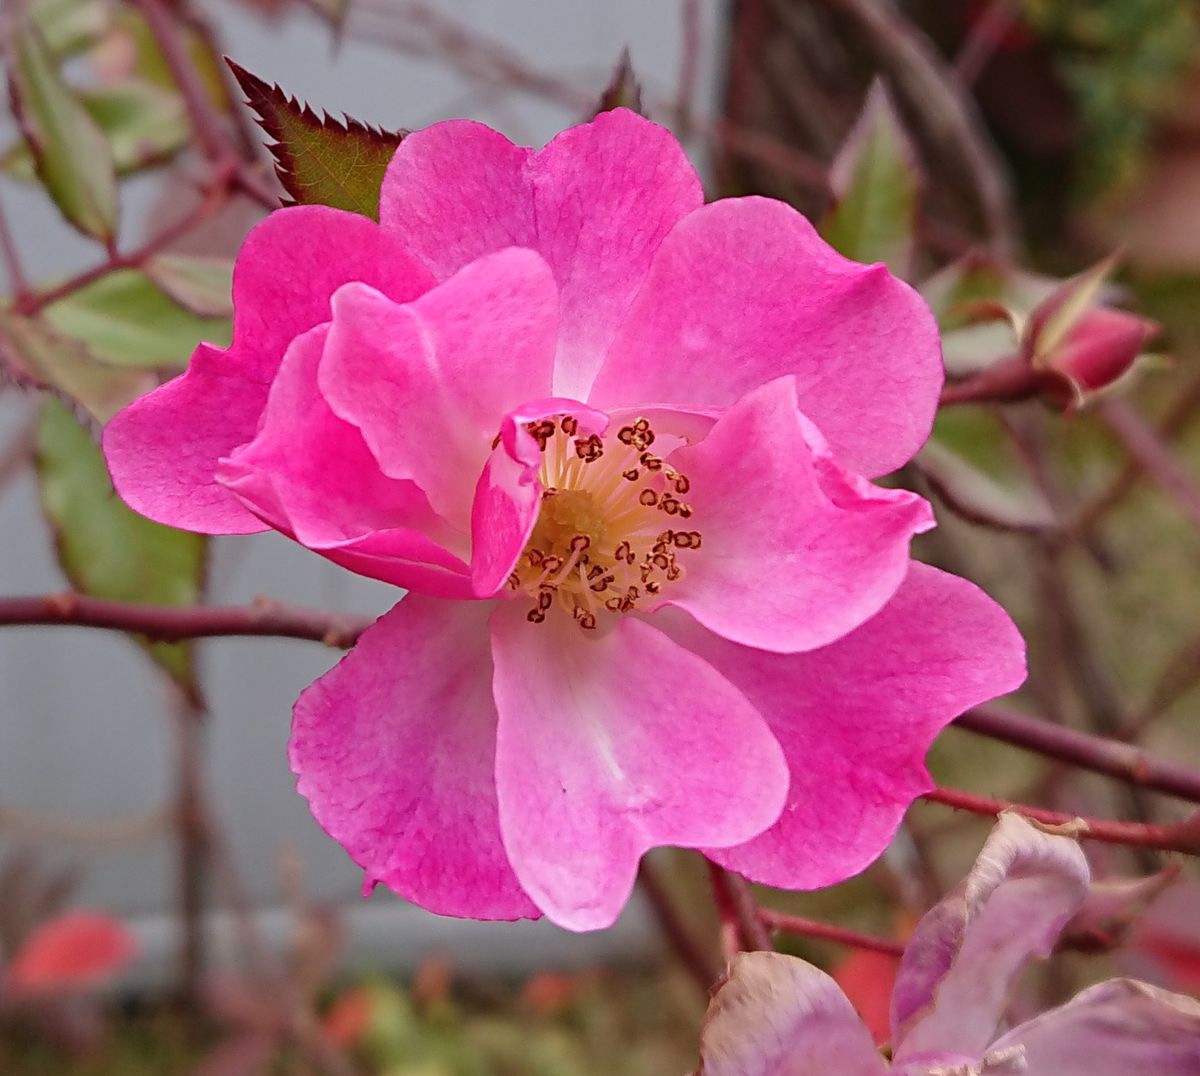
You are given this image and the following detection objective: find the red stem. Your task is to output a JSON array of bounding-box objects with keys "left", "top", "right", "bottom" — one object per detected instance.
[
  {"left": 757, "top": 908, "right": 904, "bottom": 957},
  {"left": 923, "top": 785, "right": 1200, "bottom": 855},
  {"left": 956, "top": 703, "right": 1200, "bottom": 804},
  {"left": 0, "top": 593, "right": 371, "bottom": 647}
]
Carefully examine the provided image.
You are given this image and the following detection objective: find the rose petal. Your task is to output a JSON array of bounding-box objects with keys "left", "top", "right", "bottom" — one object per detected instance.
[
  {"left": 489, "top": 606, "right": 788, "bottom": 931},
  {"left": 990, "top": 978, "right": 1200, "bottom": 1075},
  {"left": 319, "top": 249, "right": 560, "bottom": 530},
  {"left": 379, "top": 109, "right": 703, "bottom": 399},
  {"left": 589, "top": 196, "right": 943, "bottom": 478},
  {"left": 218, "top": 324, "right": 472, "bottom": 596},
  {"left": 654, "top": 562, "right": 1025, "bottom": 890},
  {"left": 469, "top": 398, "right": 608, "bottom": 598},
  {"left": 662, "top": 376, "right": 934, "bottom": 653},
  {"left": 290, "top": 595, "right": 538, "bottom": 921},
  {"left": 104, "top": 206, "right": 433, "bottom": 533},
  {"left": 892, "top": 812, "right": 1090, "bottom": 1063},
  {"left": 695, "top": 951, "right": 888, "bottom": 1076}
]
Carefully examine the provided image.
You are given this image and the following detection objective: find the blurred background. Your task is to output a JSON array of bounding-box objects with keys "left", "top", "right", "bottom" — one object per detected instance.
[{"left": 0, "top": 0, "right": 1198, "bottom": 1072}]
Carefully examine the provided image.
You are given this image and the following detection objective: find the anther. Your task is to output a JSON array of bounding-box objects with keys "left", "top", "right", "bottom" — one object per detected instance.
[
  {"left": 574, "top": 434, "right": 603, "bottom": 462},
  {"left": 570, "top": 535, "right": 591, "bottom": 552},
  {"left": 639, "top": 489, "right": 658, "bottom": 507},
  {"left": 527, "top": 609, "right": 546, "bottom": 624},
  {"left": 560, "top": 415, "right": 579, "bottom": 436},
  {"left": 622, "top": 468, "right": 640, "bottom": 481}
]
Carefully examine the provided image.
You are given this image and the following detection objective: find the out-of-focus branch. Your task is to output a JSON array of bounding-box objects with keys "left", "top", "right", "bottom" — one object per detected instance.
[
  {"left": 707, "top": 861, "right": 771, "bottom": 952},
  {"left": 127, "top": 0, "right": 278, "bottom": 209},
  {"left": 923, "top": 785, "right": 1200, "bottom": 855},
  {"left": 800, "top": 0, "right": 1016, "bottom": 251},
  {"left": 757, "top": 908, "right": 904, "bottom": 957},
  {"left": 1096, "top": 398, "right": 1200, "bottom": 531},
  {"left": 1071, "top": 371, "right": 1200, "bottom": 538},
  {"left": 637, "top": 859, "right": 721, "bottom": 990},
  {"left": 13, "top": 169, "right": 234, "bottom": 316},
  {"left": 0, "top": 593, "right": 372, "bottom": 647},
  {"left": 956, "top": 704, "right": 1200, "bottom": 805},
  {"left": 0, "top": 187, "right": 29, "bottom": 300}
]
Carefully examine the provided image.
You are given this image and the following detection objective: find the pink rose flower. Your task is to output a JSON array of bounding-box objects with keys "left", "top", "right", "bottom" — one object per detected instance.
[
  {"left": 103, "top": 109, "right": 1025, "bottom": 929},
  {"left": 695, "top": 814, "right": 1200, "bottom": 1075}
]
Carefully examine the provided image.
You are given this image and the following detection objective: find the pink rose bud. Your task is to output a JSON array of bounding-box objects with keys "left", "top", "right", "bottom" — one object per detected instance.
[{"left": 1024, "top": 255, "right": 1160, "bottom": 409}]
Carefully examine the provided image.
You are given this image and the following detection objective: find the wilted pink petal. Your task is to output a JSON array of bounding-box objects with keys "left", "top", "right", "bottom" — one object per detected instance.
[
  {"left": 695, "top": 951, "right": 888, "bottom": 1076},
  {"left": 589, "top": 196, "right": 942, "bottom": 477},
  {"left": 989, "top": 978, "right": 1200, "bottom": 1075},
  {"left": 291, "top": 595, "right": 539, "bottom": 921},
  {"left": 656, "top": 563, "right": 1025, "bottom": 890},
  {"left": 104, "top": 206, "right": 432, "bottom": 533},
  {"left": 892, "top": 813, "right": 1090, "bottom": 1063},
  {"left": 380, "top": 108, "right": 703, "bottom": 398},
  {"left": 6, "top": 911, "right": 136, "bottom": 995},
  {"left": 490, "top": 607, "right": 788, "bottom": 931},
  {"left": 662, "top": 376, "right": 934, "bottom": 652}
]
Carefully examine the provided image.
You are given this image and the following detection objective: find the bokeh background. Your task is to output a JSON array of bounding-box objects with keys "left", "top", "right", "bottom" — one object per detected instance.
[{"left": 1, "top": 1, "right": 1198, "bottom": 1072}]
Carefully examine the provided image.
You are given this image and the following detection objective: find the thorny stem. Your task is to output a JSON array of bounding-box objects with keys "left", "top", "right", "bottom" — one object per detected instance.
[
  {"left": 922, "top": 785, "right": 1200, "bottom": 855},
  {"left": 757, "top": 908, "right": 904, "bottom": 957},
  {"left": 637, "top": 859, "right": 721, "bottom": 990}
]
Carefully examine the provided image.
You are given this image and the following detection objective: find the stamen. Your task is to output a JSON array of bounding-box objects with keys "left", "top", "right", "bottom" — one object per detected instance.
[{"left": 503, "top": 413, "right": 703, "bottom": 632}]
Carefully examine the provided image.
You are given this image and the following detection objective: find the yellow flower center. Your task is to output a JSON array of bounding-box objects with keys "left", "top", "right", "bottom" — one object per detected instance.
[{"left": 507, "top": 416, "right": 702, "bottom": 631}]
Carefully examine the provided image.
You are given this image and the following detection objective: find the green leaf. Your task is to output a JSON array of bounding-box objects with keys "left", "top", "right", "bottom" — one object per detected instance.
[
  {"left": 42, "top": 269, "right": 232, "bottom": 367},
  {"left": 5, "top": 13, "right": 118, "bottom": 241},
  {"left": 30, "top": 0, "right": 110, "bottom": 56},
  {"left": 0, "top": 312, "right": 154, "bottom": 422},
  {"left": 819, "top": 81, "right": 920, "bottom": 275},
  {"left": 145, "top": 255, "right": 233, "bottom": 318},
  {"left": 227, "top": 59, "right": 405, "bottom": 220},
  {"left": 593, "top": 48, "right": 644, "bottom": 117},
  {"left": 36, "top": 398, "right": 206, "bottom": 699},
  {"left": 4, "top": 78, "right": 189, "bottom": 179}
]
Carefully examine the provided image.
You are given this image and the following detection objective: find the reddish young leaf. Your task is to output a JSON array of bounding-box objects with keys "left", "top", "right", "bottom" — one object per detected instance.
[
  {"left": 5, "top": 911, "right": 136, "bottom": 995},
  {"left": 226, "top": 60, "right": 405, "bottom": 221}
]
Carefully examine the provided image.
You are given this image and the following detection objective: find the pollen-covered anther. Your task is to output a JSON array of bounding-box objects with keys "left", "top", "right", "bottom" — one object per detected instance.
[{"left": 507, "top": 414, "right": 703, "bottom": 631}]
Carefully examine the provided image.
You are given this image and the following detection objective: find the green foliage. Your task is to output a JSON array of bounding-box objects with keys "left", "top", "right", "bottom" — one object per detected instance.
[
  {"left": 3, "top": 78, "right": 189, "bottom": 179},
  {"left": 35, "top": 398, "right": 206, "bottom": 698},
  {"left": 0, "top": 313, "right": 154, "bottom": 422},
  {"left": 228, "top": 60, "right": 406, "bottom": 220},
  {"left": 42, "top": 269, "right": 232, "bottom": 368},
  {"left": 145, "top": 254, "right": 234, "bottom": 318},
  {"left": 29, "top": 0, "right": 109, "bottom": 56},
  {"left": 1023, "top": 0, "right": 1200, "bottom": 194},
  {"left": 819, "top": 82, "right": 920, "bottom": 274},
  {"left": 4, "top": 12, "right": 118, "bottom": 241}
]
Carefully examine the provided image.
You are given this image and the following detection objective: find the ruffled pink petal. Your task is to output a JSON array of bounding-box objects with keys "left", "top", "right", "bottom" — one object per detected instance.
[
  {"left": 217, "top": 325, "right": 472, "bottom": 596},
  {"left": 589, "top": 196, "right": 943, "bottom": 478},
  {"left": 696, "top": 952, "right": 888, "bottom": 1076},
  {"left": 103, "top": 206, "right": 433, "bottom": 533},
  {"left": 470, "top": 399, "right": 608, "bottom": 598},
  {"left": 892, "top": 813, "right": 1090, "bottom": 1064},
  {"left": 652, "top": 562, "right": 1025, "bottom": 890},
  {"left": 290, "top": 595, "right": 539, "bottom": 921},
  {"left": 318, "top": 249, "right": 559, "bottom": 530},
  {"left": 663, "top": 377, "right": 934, "bottom": 653},
  {"left": 989, "top": 978, "right": 1200, "bottom": 1075},
  {"left": 379, "top": 109, "right": 703, "bottom": 399},
  {"left": 489, "top": 605, "right": 788, "bottom": 931}
]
